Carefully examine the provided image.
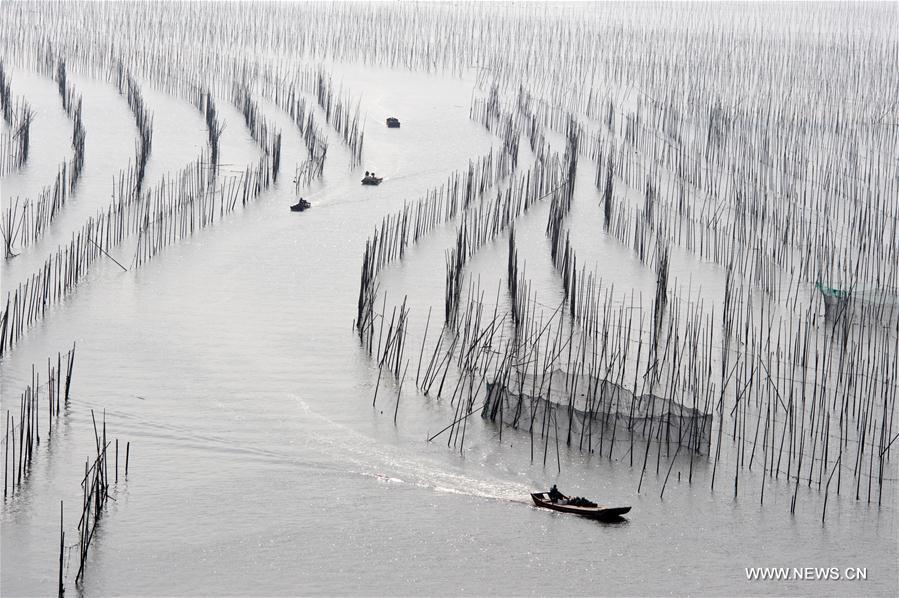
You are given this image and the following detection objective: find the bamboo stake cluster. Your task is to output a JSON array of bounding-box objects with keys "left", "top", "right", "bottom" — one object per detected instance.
[
  {"left": 0, "top": 61, "right": 34, "bottom": 175},
  {"left": 115, "top": 62, "right": 154, "bottom": 192},
  {"left": 3, "top": 343, "right": 76, "bottom": 498}
]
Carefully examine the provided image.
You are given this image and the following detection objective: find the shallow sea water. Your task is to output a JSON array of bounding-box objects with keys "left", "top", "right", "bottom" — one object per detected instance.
[{"left": 1, "top": 35, "right": 896, "bottom": 598}]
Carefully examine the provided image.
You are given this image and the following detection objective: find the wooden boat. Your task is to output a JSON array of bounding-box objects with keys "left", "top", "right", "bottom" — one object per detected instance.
[
  {"left": 362, "top": 175, "right": 383, "bottom": 186},
  {"left": 290, "top": 199, "right": 311, "bottom": 212},
  {"left": 386, "top": 117, "right": 400, "bottom": 128},
  {"left": 530, "top": 492, "right": 631, "bottom": 520}
]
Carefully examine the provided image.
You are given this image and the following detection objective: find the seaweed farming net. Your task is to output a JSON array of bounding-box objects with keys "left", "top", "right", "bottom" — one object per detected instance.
[
  {"left": 483, "top": 368, "right": 712, "bottom": 454},
  {"left": 817, "top": 282, "right": 899, "bottom": 324}
]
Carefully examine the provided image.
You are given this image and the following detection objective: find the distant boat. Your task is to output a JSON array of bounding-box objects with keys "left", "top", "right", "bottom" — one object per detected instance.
[
  {"left": 362, "top": 175, "right": 383, "bottom": 186},
  {"left": 386, "top": 117, "right": 400, "bottom": 128},
  {"left": 530, "top": 492, "right": 631, "bottom": 520},
  {"left": 290, "top": 198, "right": 311, "bottom": 212}
]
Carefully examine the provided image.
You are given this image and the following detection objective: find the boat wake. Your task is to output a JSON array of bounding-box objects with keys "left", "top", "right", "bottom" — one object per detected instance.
[
  {"left": 294, "top": 396, "right": 535, "bottom": 504},
  {"left": 69, "top": 395, "right": 537, "bottom": 505}
]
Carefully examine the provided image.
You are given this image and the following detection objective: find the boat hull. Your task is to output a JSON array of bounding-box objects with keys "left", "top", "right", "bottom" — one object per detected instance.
[{"left": 530, "top": 493, "right": 630, "bottom": 520}]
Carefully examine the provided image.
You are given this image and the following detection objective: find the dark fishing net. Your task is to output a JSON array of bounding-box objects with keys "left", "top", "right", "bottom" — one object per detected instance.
[{"left": 483, "top": 368, "right": 712, "bottom": 454}]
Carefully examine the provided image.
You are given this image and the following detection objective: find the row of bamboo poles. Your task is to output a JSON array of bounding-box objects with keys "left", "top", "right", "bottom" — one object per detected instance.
[
  {"left": 356, "top": 147, "right": 516, "bottom": 350},
  {"left": 0, "top": 344, "right": 130, "bottom": 596},
  {"left": 350, "top": 77, "right": 896, "bottom": 520},
  {"left": 0, "top": 0, "right": 892, "bottom": 532},
  {"left": 58, "top": 411, "right": 130, "bottom": 595},
  {"left": 0, "top": 60, "right": 34, "bottom": 176},
  {"left": 195, "top": 90, "right": 223, "bottom": 171},
  {"left": 115, "top": 61, "right": 154, "bottom": 192},
  {"left": 314, "top": 68, "right": 363, "bottom": 168},
  {"left": 3, "top": 343, "right": 76, "bottom": 498},
  {"left": 0, "top": 145, "right": 277, "bottom": 356},
  {"left": 0, "top": 53, "right": 288, "bottom": 356},
  {"left": 232, "top": 78, "right": 282, "bottom": 183},
  {"left": 525, "top": 98, "right": 897, "bottom": 511},
  {"left": 1, "top": 55, "right": 85, "bottom": 258}
]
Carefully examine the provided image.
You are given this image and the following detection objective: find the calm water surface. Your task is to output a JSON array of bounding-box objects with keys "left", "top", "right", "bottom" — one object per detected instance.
[{"left": 1, "top": 61, "right": 896, "bottom": 597}]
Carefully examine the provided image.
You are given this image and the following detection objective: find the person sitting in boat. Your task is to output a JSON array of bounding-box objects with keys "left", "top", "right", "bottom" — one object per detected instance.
[
  {"left": 548, "top": 484, "right": 563, "bottom": 503},
  {"left": 365, "top": 171, "right": 370, "bottom": 177}
]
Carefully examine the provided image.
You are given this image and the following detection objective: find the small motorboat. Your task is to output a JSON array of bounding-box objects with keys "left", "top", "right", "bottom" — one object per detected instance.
[
  {"left": 362, "top": 173, "right": 383, "bottom": 186},
  {"left": 290, "top": 198, "right": 311, "bottom": 212},
  {"left": 386, "top": 117, "right": 400, "bottom": 128},
  {"left": 531, "top": 492, "right": 631, "bottom": 521}
]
